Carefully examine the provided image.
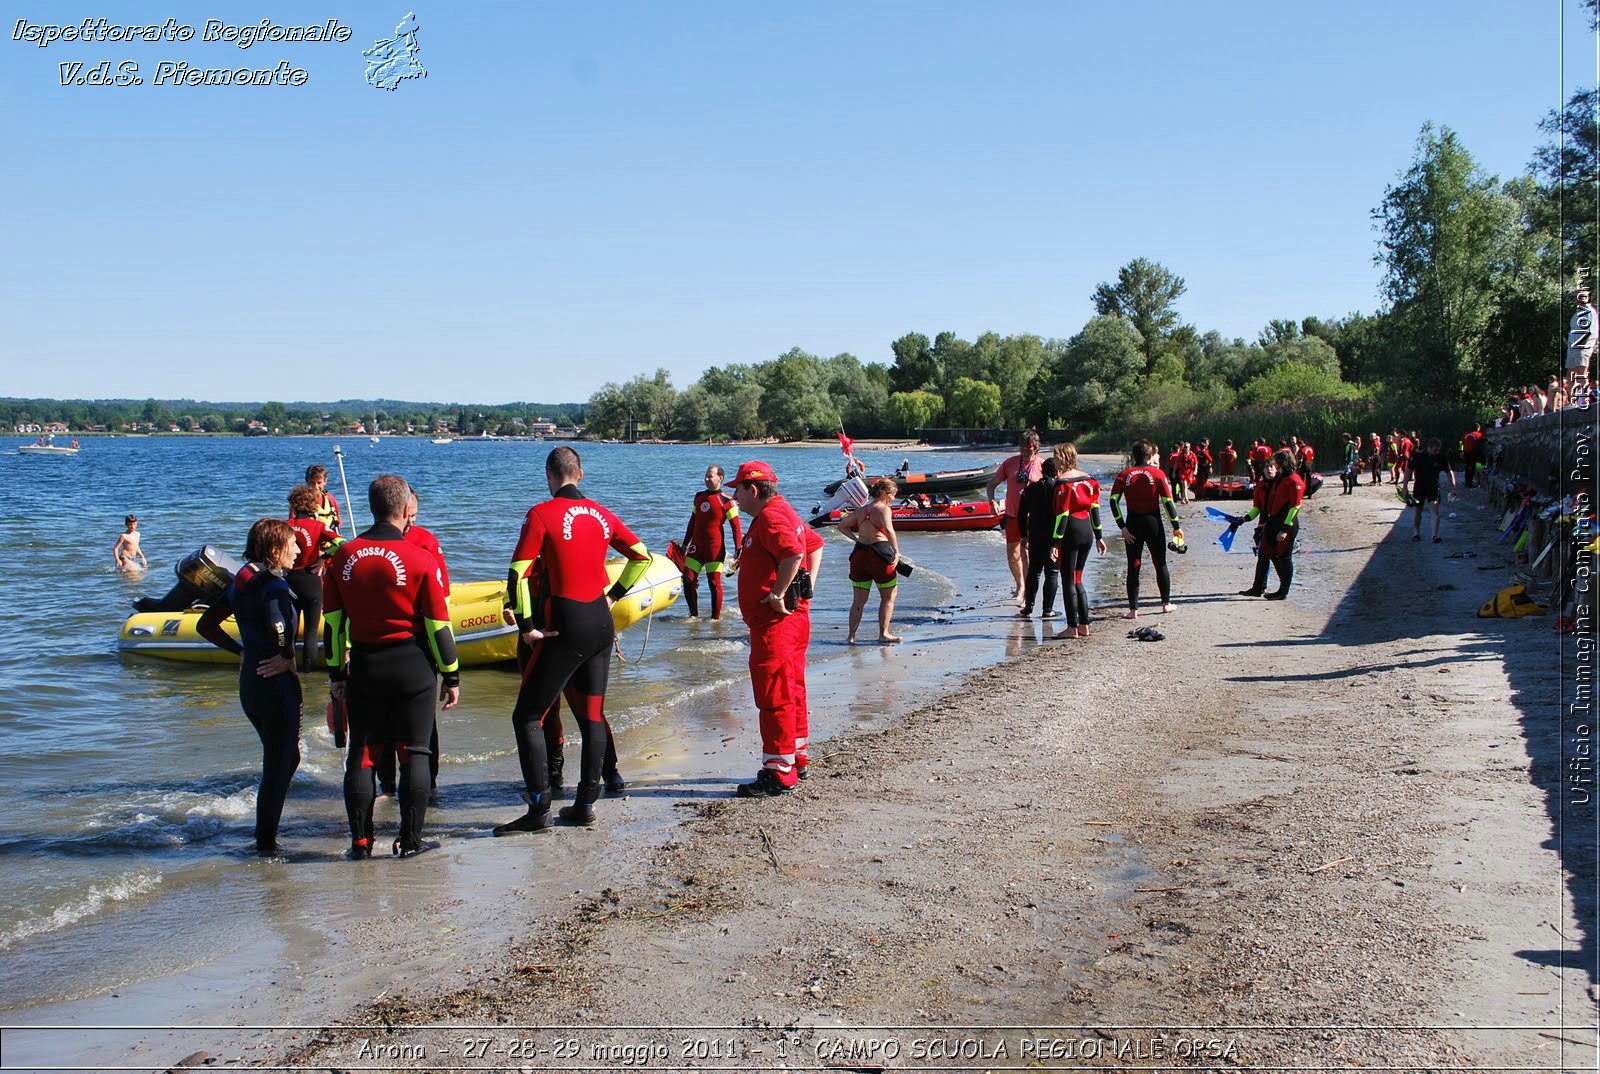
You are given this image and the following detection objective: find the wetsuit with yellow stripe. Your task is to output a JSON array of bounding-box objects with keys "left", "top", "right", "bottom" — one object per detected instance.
[
  {"left": 504, "top": 486, "right": 650, "bottom": 819},
  {"left": 323, "top": 522, "right": 458, "bottom": 856},
  {"left": 1238, "top": 472, "right": 1305, "bottom": 597},
  {"left": 1109, "top": 464, "right": 1182, "bottom": 612}
]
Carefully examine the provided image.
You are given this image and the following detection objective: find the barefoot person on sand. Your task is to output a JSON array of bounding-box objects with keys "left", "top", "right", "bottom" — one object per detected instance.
[
  {"left": 985, "top": 430, "right": 1043, "bottom": 605},
  {"left": 841, "top": 477, "right": 903, "bottom": 644},
  {"left": 1050, "top": 443, "right": 1106, "bottom": 639},
  {"left": 1109, "top": 439, "right": 1183, "bottom": 618}
]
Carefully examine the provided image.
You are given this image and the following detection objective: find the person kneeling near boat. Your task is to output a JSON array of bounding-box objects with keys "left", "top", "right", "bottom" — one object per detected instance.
[
  {"left": 197, "top": 518, "right": 303, "bottom": 857},
  {"left": 1232, "top": 448, "right": 1304, "bottom": 600},
  {"left": 842, "top": 477, "right": 903, "bottom": 644}
]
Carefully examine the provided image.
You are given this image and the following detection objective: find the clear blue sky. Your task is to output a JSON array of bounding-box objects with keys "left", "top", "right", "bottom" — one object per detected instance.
[{"left": 2, "top": 1, "right": 1593, "bottom": 403}]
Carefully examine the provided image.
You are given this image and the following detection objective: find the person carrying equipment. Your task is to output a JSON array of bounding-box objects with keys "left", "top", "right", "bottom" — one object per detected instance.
[
  {"left": 497, "top": 447, "right": 650, "bottom": 833},
  {"left": 1404, "top": 437, "right": 1457, "bottom": 543},
  {"left": 1231, "top": 448, "right": 1305, "bottom": 599},
  {"left": 842, "top": 476, "right": 905, "bottom": 643},
  {"left": 1109, "top": 440, "right": 1183, "bottom": 618},
  {"left": 679, "top": 464, "right": 743, "bottom": 620},
  {"left": 323, "top": 475, "right": 460, "bottom": 858}
]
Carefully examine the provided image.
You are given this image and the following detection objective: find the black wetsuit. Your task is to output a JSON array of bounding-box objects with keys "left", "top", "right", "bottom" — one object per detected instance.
[
  {"left": 1410, "top": 452, "right": 1448, "bottom": 503},
  {"left": 198, "top": 563, "right": 302, "bottom": 853},
  {"left": 1015, "top": 476, "right": 1059, "bottom": 616}
]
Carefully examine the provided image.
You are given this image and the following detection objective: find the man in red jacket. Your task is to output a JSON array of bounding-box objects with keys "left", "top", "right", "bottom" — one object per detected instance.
[{"left": 731, "top": 460, "right": 812, "bottom": 796}]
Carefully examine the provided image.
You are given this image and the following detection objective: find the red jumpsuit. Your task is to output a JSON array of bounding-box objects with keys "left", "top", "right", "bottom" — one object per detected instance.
[{"left": 736, "top": 495, "right": 811, "bottom": 786}]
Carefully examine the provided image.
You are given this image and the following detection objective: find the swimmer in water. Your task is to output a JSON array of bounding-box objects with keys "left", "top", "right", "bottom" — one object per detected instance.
[{"left": 113, "top": 515, "right": 147, "bottom": 571}]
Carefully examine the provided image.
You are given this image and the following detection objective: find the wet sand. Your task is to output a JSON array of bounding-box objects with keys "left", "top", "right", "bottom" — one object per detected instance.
[{"left": 14, "top": 471, "right": 1597, "bottom": 1071}]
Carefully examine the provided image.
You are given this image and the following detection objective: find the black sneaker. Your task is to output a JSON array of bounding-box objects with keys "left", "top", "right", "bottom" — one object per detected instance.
[
  {"left": 1432, "top": 536, "right": 1442, "bottom": 544},
  {"left": 735, "top": 770, "right": 796, "bottom": 798},
  {"left": 1411, "top": 534, "right": 1422, "bottom": 542},
  {"left": 348, "top": 838, "right": 373, "bottom": 860},
  {"left": 795, "top": 765, "right": 810, "bottom": 781},
  {"left": 493, "top": 810, "right": 553, "bottom": 836},
  {"left": 1238, "top": 588, "right": 1265, "bottom": 597},
  {"left": 392, "top": 837, "right": 433, "bottom": 858},
  {"left": 603, "top": 769, "right": 627, "bottom": 795},
  {"left": 1264, "top": 590, "right": 1289, "bottom": 601}
]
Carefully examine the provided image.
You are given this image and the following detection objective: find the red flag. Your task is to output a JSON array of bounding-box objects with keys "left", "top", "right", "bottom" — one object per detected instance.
[{"left": 837, "top": 430, "right": 854, "bottom": 456}]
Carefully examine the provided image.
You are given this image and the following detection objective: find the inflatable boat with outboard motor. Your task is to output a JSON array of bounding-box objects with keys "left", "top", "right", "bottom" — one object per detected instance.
[
  {"left": 119, "top": 549, "right": 683, "bottom": 666},
  {"left": 822, "top": 462, "right": 998, "bottom": 497},
  {"left": 808, "top": 476, "right": 1001, "bottom": 531}
]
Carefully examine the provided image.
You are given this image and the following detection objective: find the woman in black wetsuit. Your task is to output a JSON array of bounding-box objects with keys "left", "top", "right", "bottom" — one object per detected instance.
[{"left": 198, "top": 518, "right": 303, "bottom": 856}]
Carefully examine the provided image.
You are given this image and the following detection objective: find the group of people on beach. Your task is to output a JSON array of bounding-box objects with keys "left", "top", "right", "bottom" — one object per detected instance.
[
  {"left": 192, "top": 449, "right": 828, "bottom": 858},
  {"left": 166, "top": 414, "right": 1490, "bottom": 860}
]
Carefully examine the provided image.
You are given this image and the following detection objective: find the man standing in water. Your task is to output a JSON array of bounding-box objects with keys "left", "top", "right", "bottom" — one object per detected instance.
[
  {"left": 841, "top": 476, "right": 903, "bottom": 644},
  {"left": 731, "top": 461, "right": 811, "bottom": 796},
  {"left": 323, "top": 474, "right": 459, "bottom": 858},
  {"left": 679, "top": 464, "right": 742, "bottom": 620},
  {"left": 986, "top": 430, "right": 1043, "bottom": 605}
]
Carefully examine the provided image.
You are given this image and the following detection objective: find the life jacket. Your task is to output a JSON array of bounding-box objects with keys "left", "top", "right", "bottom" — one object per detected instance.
[{"left": 1477, "top": 585, "right": 1546, "bottom": 619}]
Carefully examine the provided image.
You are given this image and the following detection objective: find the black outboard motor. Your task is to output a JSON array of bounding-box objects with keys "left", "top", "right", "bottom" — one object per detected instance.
[{"left": 132, "top": 545, "right": 243, "bottom": 613}]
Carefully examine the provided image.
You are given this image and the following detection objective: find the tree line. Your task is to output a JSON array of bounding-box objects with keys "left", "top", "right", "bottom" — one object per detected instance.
[{"left": 0, "top": 398, "right": 587, "bottom": 436}]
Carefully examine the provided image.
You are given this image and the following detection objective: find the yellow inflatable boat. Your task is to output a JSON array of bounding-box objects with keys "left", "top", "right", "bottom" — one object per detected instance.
[{"left": 118, "top": 553, "right": 684, "bottom": 667}]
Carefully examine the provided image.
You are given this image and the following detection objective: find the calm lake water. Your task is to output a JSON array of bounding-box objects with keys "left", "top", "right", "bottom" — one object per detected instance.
[{"left": 4, "top": 435, "right": 1128, "bottom": 1047}]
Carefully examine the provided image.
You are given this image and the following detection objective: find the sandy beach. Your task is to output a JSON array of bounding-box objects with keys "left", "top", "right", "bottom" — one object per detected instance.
[{"left": 22, "top": 469, "right": 1593, "bottom": 1072}]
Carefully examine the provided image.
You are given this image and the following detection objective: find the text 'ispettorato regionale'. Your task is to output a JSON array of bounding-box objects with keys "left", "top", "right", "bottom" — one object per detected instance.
[{"left": 13, "top": 18, "right": 354, "bottom": 87}]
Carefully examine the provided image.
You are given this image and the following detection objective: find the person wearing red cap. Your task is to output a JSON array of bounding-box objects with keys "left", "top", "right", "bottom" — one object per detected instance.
[{"left": 730, "top": 460, "right": 811, "bottom": 796}]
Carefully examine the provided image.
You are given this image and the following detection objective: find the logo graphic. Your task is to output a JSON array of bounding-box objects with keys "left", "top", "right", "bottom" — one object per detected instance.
[
  {"left": 363, "top": 12, "right": 425, "bottom": 91},
  {"left": 161, "top": 619, "right": 181, "bottom": 637}
]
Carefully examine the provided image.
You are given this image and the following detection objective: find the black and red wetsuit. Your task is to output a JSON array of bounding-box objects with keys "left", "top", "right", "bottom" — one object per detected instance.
[
  {"left": 374, "top": 523, "right": 452, "bottom": 793},
  {"left": 680, "top": 488, "right": 743, "bottom": 619},
  {"left": 1109, "top": 464, "right": 1181, "bottom": 612},
  {"left": 1241, "top": 471, "right": 1305, "bottom": 596},
  {"left": 324, "top": 522, "right": 459, "bottom": 855},
  {"left": 505, "top": 485, "right": 649, "bottom": 815},
  {"left": 1015, "top": 475, "right": 1060, "bottom": 616},
  {"left": 286, "top": 514, "right": 343, "bottom": 670},
  {"left": 1052, "top": 475, "right": 1103, "bottom": 629},
  {"left": 197, "top": 562, "right": 303, "bottom": 853}
]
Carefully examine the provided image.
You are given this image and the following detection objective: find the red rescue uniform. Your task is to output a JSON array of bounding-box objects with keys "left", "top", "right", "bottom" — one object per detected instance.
[{"left": 737, "top": 495, "right": 811, "bottom": 785}]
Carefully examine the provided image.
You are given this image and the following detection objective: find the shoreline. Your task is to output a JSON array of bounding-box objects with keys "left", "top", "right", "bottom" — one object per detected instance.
[
  {"left": 270, "top": 475, "right": 1595, "bottom": 1069},
  {"left": 8, "top": 467, "right": 1592, "bottom": 1069}
]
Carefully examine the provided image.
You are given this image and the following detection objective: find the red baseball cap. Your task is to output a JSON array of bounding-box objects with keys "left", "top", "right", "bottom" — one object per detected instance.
[{"left": 732, "top": 460, "right": 777, "bottom": 485}]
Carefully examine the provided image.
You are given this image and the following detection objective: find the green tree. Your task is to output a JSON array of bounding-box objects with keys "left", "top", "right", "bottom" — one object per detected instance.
[
  {"left": 1373, "top": 123, "right": 1518, "bottom": 396},
  {"left": 889, "top": 332, "right": 936, "bottom": 393},
  {"left": 1533, "top": 85, "right": 1599, "bottom": 275},
  {"left": 825, "top": 353, "right": 889, "bottom": 432},
  {"left": 1091, "top": 258, "right": 1187, "bottom": 375},
  {"left": 885, "top": 390, "right": 943, "bottom": 434},
  {"left": 1048, "top": 315, "right": 1145, "bottom": 431},
  {"left": 759, "top": 348, "right": 836, "bottom": 439},
  {"left": 948, "top": 377, "right": 1002, "bottom": 427},
  {"left": 989, "top": 334, "right": 1049, "bottom": 426},
  {"left": 1237, "top": 363, "right": 1365, "bottom": 407},
  {"left": 259, "top": 401, "right": 288, "bottom": 431}
]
